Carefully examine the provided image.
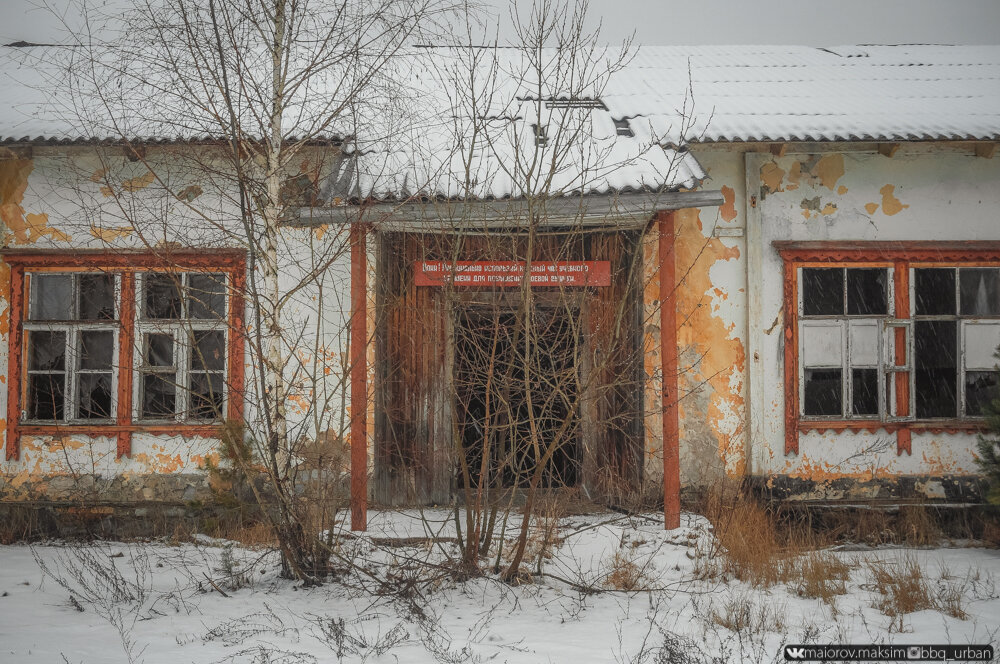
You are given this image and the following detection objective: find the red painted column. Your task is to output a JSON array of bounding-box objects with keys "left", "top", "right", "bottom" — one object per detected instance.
[
  {"left": 350, "top": 223, "right": 368, "bottom": 531},
  {"left": 659, "top": 212, "right": 680, "bottom": 530}
]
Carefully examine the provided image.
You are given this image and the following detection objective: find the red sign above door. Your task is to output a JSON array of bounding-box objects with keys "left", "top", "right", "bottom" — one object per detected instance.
[{"left": 414, "top": 260, "right": 611, "bottom": 287}]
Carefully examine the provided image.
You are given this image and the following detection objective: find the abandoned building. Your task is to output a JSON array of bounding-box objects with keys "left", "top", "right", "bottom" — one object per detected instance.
[{"left": 1, "top": 43, "right": 999, "bottom": 524}]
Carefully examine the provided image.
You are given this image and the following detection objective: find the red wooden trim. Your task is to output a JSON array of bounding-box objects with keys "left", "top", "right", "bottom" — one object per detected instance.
[
  {"left": 893, "top": 261, "right": 912, "bottom": 455},
  {"left": 350, "top": 224, "right": 368, "bottom": 532},
  {"left": 6, "top": 252, "right": 248, "bottom": 459},
  {"left": 659, "top": 212, "right": 680, "bottom": 530},
  {"left": 17, "top": 424, "right": 223, "bottom": 437},
  {"left": 797, "top": 420, "right": 986, "bottom": 434},
  {"left": 5, "top": 265, "right": 25, "bottom": 460},
  {"left": 227, "top": 263, "right": 247, "bottom": 422},
  {"left": 1, "top": 249, "right": 246, "bottom": 270},
  {"left": 775, "top": 241, "right": 1000, "bottom": 264},
  {"left": 783, "top": 258, "right": 799, "bottom": 455},
  {"left": 116, "top": 272, "right": 136, "bottom": 458}
]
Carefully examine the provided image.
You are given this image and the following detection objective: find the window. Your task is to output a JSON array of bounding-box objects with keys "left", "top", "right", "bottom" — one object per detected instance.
[
  {"left": 23, "top": 273, "right": 118, "bottom": 422},
  {"left": 780, "top": 243, "right": 1000, "bottom": 456},
  {"left": 799, "top": 267, "right": 890, "bottom": 419},
  {"left": 4, "top": 252, "right": 246, "bottom": 461},
  {"left": 798, "top": 264, "right": 1000, "bottom": 422},
  {"left": 137, "top": 273, "right": 227, "bottom": 421}
]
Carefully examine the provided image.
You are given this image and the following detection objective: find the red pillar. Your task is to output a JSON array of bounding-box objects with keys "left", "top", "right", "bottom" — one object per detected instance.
[
  {"left": 659, "top": 212, "right": 681, "bottom": 530},
  {"left": 350, "top": 223, "right": 368, "bottom": 531}
]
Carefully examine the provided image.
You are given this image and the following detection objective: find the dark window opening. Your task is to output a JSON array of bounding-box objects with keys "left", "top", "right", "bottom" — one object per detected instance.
[
  {"left": 960, "top": 268, "right": 1000, "bottom": 316},
  {"left": 847, "top": 268, "right": 887, "bottom": 315},
  {"left": 851, "top": 368, "right": 879, "bottom": 416},
  {"left": 915, "top": 320, "right": 958, "bottom": 418},
  {"left": 966, "top": 371, "right": 1000, "bottom": 417},
  {"left": 802, "top": 268, "right": 844, "bottom": 316},
  {"left": 914, "top": 268, "right": 955, "bottom": 315},
  {"left": 803, "top": 368, "right": 842, "bottom": 416}
]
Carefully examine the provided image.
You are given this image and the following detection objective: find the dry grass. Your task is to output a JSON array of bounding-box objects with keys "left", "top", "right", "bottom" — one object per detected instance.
[
  {"left": 710, "top": 592, "right": 786, "bottom": 634},
  {"left": 864, "top": 553, "right": 969, "bottom": 623},
  {"left": 792, "top": 551, "right": 851, "bottom": 605}
]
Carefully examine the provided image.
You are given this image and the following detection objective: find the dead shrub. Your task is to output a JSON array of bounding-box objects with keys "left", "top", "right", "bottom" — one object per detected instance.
[
  {"left": 694, "top": 484, "right": 794, "bottom": 587},
  {"left": 604, "top": 551, "right": 649, "bottom": 591}
]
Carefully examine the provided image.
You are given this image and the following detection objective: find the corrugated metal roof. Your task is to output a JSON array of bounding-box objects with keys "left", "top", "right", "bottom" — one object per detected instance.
[{"left": 2, "top": 43, "right": 998, "bottom": 200}]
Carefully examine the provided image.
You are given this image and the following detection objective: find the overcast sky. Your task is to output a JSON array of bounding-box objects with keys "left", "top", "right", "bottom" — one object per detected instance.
[{"left": 2, "top": 0, "right": 999, "bottom": 47}]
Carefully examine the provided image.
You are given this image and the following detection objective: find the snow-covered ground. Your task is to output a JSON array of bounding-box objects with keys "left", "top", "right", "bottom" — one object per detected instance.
[{"left": 1, "top": 510, "right": 998, "bottom": 663}]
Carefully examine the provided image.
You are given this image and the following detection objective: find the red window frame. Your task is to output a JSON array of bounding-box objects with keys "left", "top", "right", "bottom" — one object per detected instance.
[
  {"left": 777, "top": 241, "right": 1000, "bottom": 457},
  {"left": 3, "top": 250, "right": 246, "bottom": 460}
]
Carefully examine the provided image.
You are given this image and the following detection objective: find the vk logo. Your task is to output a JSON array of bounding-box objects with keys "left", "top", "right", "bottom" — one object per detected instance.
[{"left": 785, "top": 646, "right": 807, "bottom": 660}]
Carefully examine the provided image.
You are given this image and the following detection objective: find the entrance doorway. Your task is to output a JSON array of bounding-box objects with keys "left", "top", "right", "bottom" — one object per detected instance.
[{"left": 454, "top": 305, "right": 581, "bottom": 489}]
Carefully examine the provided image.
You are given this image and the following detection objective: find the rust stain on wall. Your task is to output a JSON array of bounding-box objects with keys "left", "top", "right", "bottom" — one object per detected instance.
[
  {"left": 719, "top": 185, "right": 737, "bottom": 222},
  {"left": 760, "top": 162, "right": 785, "bottom": 194},
  {"left": 879, "top": 184, "right": 909, "bottom": 215},
  {"left": 90, "top": 225, "right": 134, "bottom": 242},
  {"left": 0, "top": 159, "right": 71, "bottom": 244},
  {"left": 865, "top": 202, "right": 879, "bottom": 215},
  {"left": 813, "top": 154, "right": 845, "bottom": 190},
  {"left": 121, "top": 170, "right": 156, "bottom": 192},
  {"left": 672, "top": 208, "right": 745, "bottom": 476}
]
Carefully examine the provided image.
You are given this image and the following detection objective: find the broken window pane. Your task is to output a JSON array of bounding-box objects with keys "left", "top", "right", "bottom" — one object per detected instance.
[
  {"left": 849, "top": 321, "right": 879, "bottom": 366},
  {"left": 914, "top": 268, "right": 956, "bottom": 316},
  {"left": 29, "top": 331, "right": 66, "bottom": 371},
  {"left": 851, "top": 368, "right": 879, "bottom": 416},
  {"left": 915, "top": 320, "right": 957, "bottom": 418},
  {"left": 965, "top": 371, "right": 999, "bottom": 417},
  {"left": 191, "top": 330, "right": 225, "bottom": 371},
  {"left": 803, "top": 368, "right": 842, "bottom": 416},
  {"left": 143, "top": 273, "right": 182, "bottom": 319},
  {"left": 189, "top": 372, "right": 224, "bottom": 419},
  {"left": 28, "top": 374, "right": 64, "bottom": 420},
  {"left": 846, "top": 268, "right": 887, "bottom": 315},
  {"left": 80, "top": 330, "right": 114, "bottom": 370},
  {"left": 79, "top": 274, "right": 116, "bottom": 320},
  {"left": 960, "top": 268, "right": 1000, "bottom": 316},
  {"left": 78, "top": 374, "right": 113, "bottom": 419},
  {"left": 29, "top": 274, "right": 73, "bottom": 320},
  {"left": 802, "top": 268, "right": 844, "bottom": 316},
  {"left": 188, "top": 274, "right": 226, "bottom": 319},
  {"left": 144, "top": 334, "right": 174, "bottom": 368},
  {"left": 142, "top": 373, "right": 176, "bottom": 418}
]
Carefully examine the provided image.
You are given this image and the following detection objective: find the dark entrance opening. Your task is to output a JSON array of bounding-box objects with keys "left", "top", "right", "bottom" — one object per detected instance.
[{"left": 454, "top": 305, "right": 581, "bottom": 489}]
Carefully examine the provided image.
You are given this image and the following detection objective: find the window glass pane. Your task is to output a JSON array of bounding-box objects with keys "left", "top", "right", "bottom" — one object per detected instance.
[
  {"left": 803, "top": 368, "right": 842, "bottom": 416},
  {"left": 914, "top": 268, "right": 956, "bottom": 316},
  {"left": 801, "top": 322, "right": 843, "bottom": 367},
  {"left": 966, "top": 371, "right": 999, "bottom": 417},
  {"left": 29, "top": 274, "right": 73, "bottom": 320},
  {"left": 851, "top": 368, "right": 879, "bottom": 417},
  {"left": 849, "top": 321, "right": 879, "bottom": 367},
  {"left": 802, "top": 268, "right": 844, "bottom": 316},
  {"left": 191, "top": 331, "right": 225, "bottom": 371},
  {"left": 190, "top": 372, "right": 224, "bottom": 419},
  {"left": 80, "top": 330, "right": 114, "bottom": 370},
  {"left": 960, "top": 268, "right": 1000, "bottom": 316},
  {"left": 188, "top": 274, "right": 226, "bottom": 319},
  {"left": 144, "top": 334, "right": 174, "bottom": 368},
  {"left": 964, "top": 322, "right": 1000, "bottom": 370},
  {"left": 28, "top": 330, "right": 66, "bottom": 371},
  {"left": 142, "top": 373, "right": 176, "bottom": 418},
  {"left": 78, "top": 374, "right": 113, "bottom": 419},
  {"left": 28, "top": 374, "right": 64, "bottom": 420},
  {"left": 79, "top": 274, "right": 116, "bottom": 320},
  {"left": 915, "top": 320, "right": 957, "bottom": 418},
  {"left": 846, "top": 268, "right": 887, "bottom": 316},
  {"left": 143, "top": 273, "right": 182, "bottom": 319}
]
